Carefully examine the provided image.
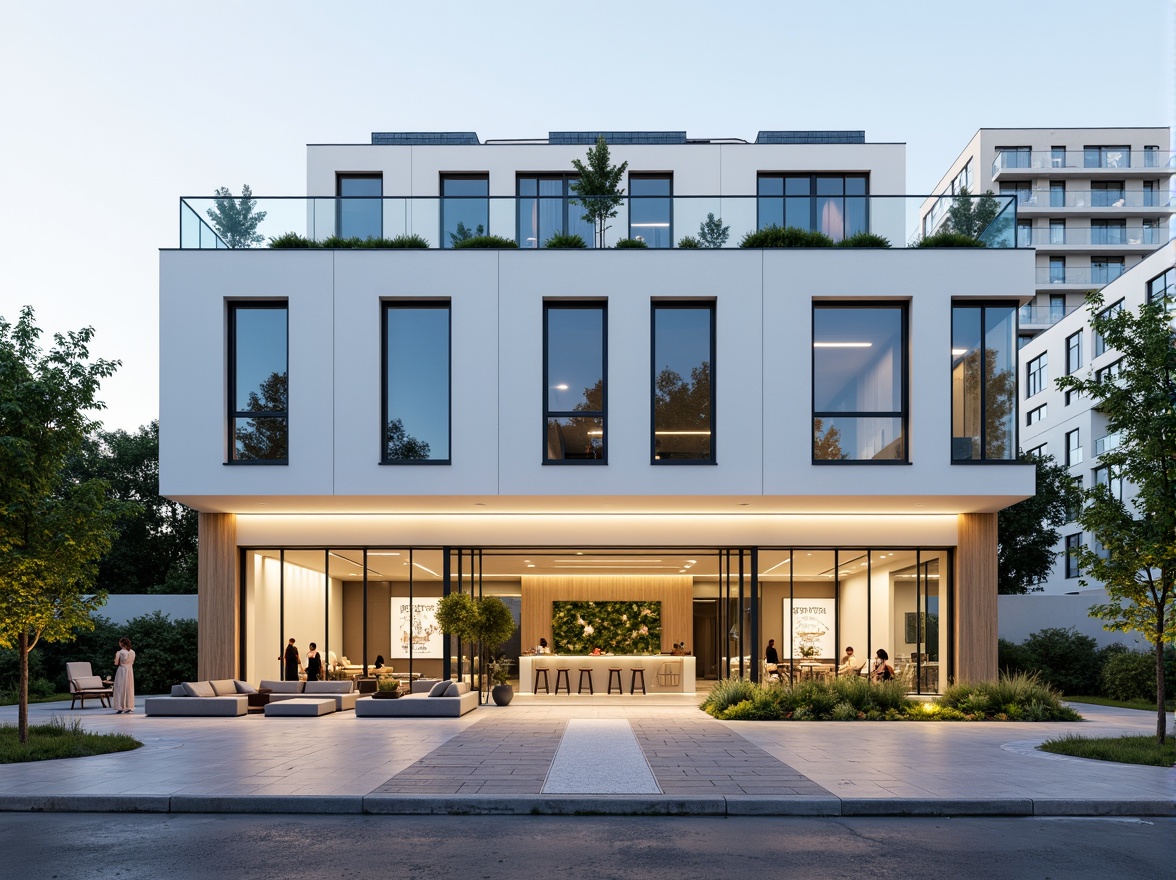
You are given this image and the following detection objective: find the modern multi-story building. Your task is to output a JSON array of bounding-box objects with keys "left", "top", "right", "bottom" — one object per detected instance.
[
  {"left": 162, "top": 129, "right": 1034, "bottom": 694},
  {"left": 1018, "top": 239, "right": 1175, "bottom": 595},
  {"left": 920, "top": 128, "right": 1173, "bottom": 343}
]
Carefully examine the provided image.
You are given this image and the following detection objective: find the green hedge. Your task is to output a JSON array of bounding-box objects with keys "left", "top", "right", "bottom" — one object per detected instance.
[
  {"left": 739, "top": 225, "right": 835, "bottom": 248},
  {"left": 452, "top": 235, "right": 519, "bottom": 248},
  {"left": 998, "top": 627, "right": 1174, "bottom": 698},
  {"left": 915, "top": 230, "right": 985, "bottom": 248},
  {"left": 543, "top": 233, "right": 588, "bottom": 248},
  {"left": 268, "top": 233, "right": 430, "bottom": 248}
]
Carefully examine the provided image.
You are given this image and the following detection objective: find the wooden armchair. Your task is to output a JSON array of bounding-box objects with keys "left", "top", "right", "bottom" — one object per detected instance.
[{"left": 66, "top": 661, "right": 113, "bottom": 709}]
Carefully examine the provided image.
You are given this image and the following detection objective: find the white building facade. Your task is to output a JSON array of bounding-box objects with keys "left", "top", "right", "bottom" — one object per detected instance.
[
  {"left": 1018, "top": 240, "right": 1175, "bottom": 595},
  {"left": 162, "top": 130, "right": 1034, "bottom": 692},
  {"left": 920, "top": 128, "right": 1173, "bottom": 343}
]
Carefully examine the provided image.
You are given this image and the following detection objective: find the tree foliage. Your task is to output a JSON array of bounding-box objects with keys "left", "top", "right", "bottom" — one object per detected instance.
[
  {"left": 384, "top": 418, "right": 431, "bottom": 461},
  {"left": 945, "top": 186, "right": 1008, "bottom": 243},
  {"left": 448, "top": 221, "right": 484, "bottom": 247},
  {"left": 998, "top": 453, "right": 1081, "bottom": 594},
  {"left": 1056, "top": 290, "right": 1176, "bottom": 743},
  {"left": 66, "top": 421, "right": 197, "bottom": 594},
  {"left": 697, "top": 213, "right": 730, "bottom": 248},
  {"left": 235, "top": 371, "right": 288, "bottom": 460},
  {"left": 653, "top": 362, "right": 711, "bottom": 460},
  {"left": 570, "top": 137, "right": 628, "bottom": 248},
  {"left": 436, "top": 592, "right": 517, "bottom": 702},
  {"left": 0, "top": 307, "right": 124, "bottom": 742},
  {"left": 206, "top": 184, "right": 267, "bottom": 248}
]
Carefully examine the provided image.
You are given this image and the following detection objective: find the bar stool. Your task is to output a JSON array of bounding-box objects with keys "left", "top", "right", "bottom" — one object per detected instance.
[
  {"left": 534, "top": 667, "right": 550, "bottom": 694},
  {"left": 577, "top": 668, "right": 594, "bottom": 695},
  {"left": 630, "top": 667, "right": 646, "bottom": 695},
  {"left": 554, "top": 668, "right": 571, "bottom": 695},
  {"left": 607, "top": 668, "right": 623, "bottom": 694}
]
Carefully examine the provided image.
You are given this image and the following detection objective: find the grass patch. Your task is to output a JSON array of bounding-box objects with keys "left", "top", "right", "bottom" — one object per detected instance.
[
  {"left": 1040, "top": 734, "right": 1175, "bottom": 767},
  {"left": 1064, "top": 695, "right": 1176, "bottom": 712},
  {"left": 0, "top": 717, "right": 141, "bottom": 763},
  {"left": 0, "top": 692, "right": 72, "bottom": 706}
]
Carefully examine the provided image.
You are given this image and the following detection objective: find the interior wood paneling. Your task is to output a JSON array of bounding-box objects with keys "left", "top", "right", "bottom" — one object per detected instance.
[
  {"left": 198, "top": 513, "right": 237, "bottom": 680},
  {"left": 520, "top": 576, "right": 693, "bottom": 653},
  {"left": 955, "top": 512, "right": 998, "bottom": 683}
]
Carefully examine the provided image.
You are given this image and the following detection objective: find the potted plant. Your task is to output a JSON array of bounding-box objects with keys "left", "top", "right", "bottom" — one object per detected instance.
[
  {"left": 489, "top": 658, "right": 514, "bottom": 706},
  {"left": 437, "top": 593, "right": 517, "bottom": 705},
  {"left": 372, "top": 677, "right": 400, "bottom": 699}
]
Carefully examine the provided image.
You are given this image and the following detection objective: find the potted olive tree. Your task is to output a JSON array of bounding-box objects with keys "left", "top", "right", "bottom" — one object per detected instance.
[{"left": 436, "top": 593, "right": 517, "bottom": 706}]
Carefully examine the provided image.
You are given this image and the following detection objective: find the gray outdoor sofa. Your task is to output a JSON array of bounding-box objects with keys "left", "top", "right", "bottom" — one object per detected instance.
[
  {"left": 144, "top": 679, "right": 250, "bottom": 716},
  {"left": 355, "top": 679, "right": 479, "bottom": 718},
  {"left": 260, "top": 679, "right": 360, "bottom": 711}
]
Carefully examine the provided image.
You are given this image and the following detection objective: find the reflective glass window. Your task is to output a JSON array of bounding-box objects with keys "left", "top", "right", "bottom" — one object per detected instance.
[
  {"left": 813, "top": 304, "right": 906, "bottom": 462},
  {"left": 517, "top": 175, "right": 594, "bottom": 248},
  {"left": 441, "top": 175, "right": 489, "bottom": 248},
  {"left": 383, "top": 303, "right": 450, "bottom": 462},
  {"left": 545, "top": 304, "right": 606, "bottom": 462},
  {"left": 952, "top": 304, "right": 1016, "bottom": 461},
  {"left": 629, "top": 175, "right": 672, "bottom": 248},
  {"left": 757, "top": 174, "right": 868, "bottom": 241},
  {"left": 652, "top": 304, "right": 714, "bottom": 462},
  {"left": 229, "top": 303, "right": 288, "bottom": 462},
  {"left": 336, "top": 174, "right": 382, "bottom": 240}
]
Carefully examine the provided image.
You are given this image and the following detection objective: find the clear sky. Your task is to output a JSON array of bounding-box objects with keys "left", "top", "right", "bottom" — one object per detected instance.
[{"left": 1, "top": 0, "right": 1172, "bottom": 432}]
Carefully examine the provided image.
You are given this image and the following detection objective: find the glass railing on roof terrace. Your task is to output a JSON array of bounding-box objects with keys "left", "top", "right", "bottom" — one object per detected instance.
[
  {"left": 1012, "top": 190, "right": 1173, "bottom": 209},
  {"left": 178, "top": 194, "right": 1018, "bottom": 250},
  {"left": 1017, "top": 226, "right": 1171, "bottom": 247},
  {"left": 1035, "top": 266, "right": 1127, "bottom": 286},
  {"left": 1018, "top": 304, "right": 1078, "bottom": 327},
  {"left": 993, "top": 150, "right": 1176, "bottom": 175}
]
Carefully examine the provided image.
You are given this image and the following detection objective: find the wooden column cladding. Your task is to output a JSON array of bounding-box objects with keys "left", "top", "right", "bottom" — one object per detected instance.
[
  {"left": 197, "top": 512, "right": 238, "bottom": 681},
  {"left": 520, "top": 576, "right": 692, "bottom": 653},
  {"left": 954, "top": 512, "right": 998, "bottom": 684}
]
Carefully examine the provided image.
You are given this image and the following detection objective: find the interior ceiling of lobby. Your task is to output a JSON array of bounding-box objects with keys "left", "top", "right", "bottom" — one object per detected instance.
[
  {"left": 256, "top": 547, "right": 935, "bottom": 582},
  {"left": 182, "top": 493, "right": 1025, "bottom": 515}
]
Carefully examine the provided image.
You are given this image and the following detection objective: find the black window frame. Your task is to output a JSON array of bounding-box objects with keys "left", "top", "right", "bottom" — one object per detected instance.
[
  {"left": 1093, "top": 464, "right": 1123, "bottom": 501},
  {"left": 516, "top": 173, "right": 586, "bottom": 247},
  {"left": 756, "top": 173, "right": 869, "bottom": 238},
  {"left": 1083, "top": 145, "right": 1131, "bottom": 169},
  {"left": 335, "top": 173, "right": 383, "bottom": 239},
  {"left": 1025, "top": 443, "right": 1047, "bottom": 458},
  {"left": 1026, "top": 404, "right": 1046, "bottom": 427},
  {"left": 996, "top": 146, "right": 1031, "bottom": 169},
  {"left": 1065, "top": 428, "right": 1082, "bottom": 467},
  {"left": 543, "top": 301, "right": 608, "bottom": 465},
  {"left": 812, "top": 301, "right": 909, "bottom": 465},
  {"left": 627, "top": 173, "right": 673, "bottom": 248},
  {"left": 380, "top": 300, "right": 452, "bottom": 466},
  {"left": 227, "top": 300, "right": 289, "bottom": 465},
  {"left": 1065, "top": 533, "right": 1082, "bottom": 578},
  {"left": 1093, "top": 299, "right": 1124, "bottom": 358},
  {"left": 1025, "top": 351, "right": 1047, "bottom": 398},
  {"left": 440, "top": 173, "right": 489, "bottom": 249},
  {"left": 650, "top": 301, "right": 717, "bottom": 465},
  {"left": 1147, "top": 267, "right": 1175, "bottom": 306},
  {"left": 951, "top": 302, "right": 1020, "bottom": 463}
]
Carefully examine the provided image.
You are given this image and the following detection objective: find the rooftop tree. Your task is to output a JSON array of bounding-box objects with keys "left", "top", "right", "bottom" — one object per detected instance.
[
  {"left": 207, "top": 184, "right": 267, "bottom": 248},
  {"left": 570, "top": 137, "right": 628, "bottom": 248}
]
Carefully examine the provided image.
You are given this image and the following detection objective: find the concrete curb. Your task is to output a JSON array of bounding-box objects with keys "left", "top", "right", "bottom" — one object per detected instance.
[{"left": 0, "top": 794, "right": 1172, "bottom": 816}]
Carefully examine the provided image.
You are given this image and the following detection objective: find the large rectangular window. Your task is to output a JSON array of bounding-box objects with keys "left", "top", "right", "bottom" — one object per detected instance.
[
  {"left": 997, "top": 146, "right": 1031, "bottom": 168},
  {"left": 652, "top": 303, "right": 714, "bottom": 463},
  {"left": 382, "top": 303, "right": 450, "bottom": 463},
  {"left": 441, "top": 175, "right": 489, "bottom": 248},
  {"left": 1091, "top": 180, "right": 1124, "bottom": 208},
  {"left": 1065, "top": 429, "right": 1083, "bottom": 466},
  {"left": 1093, "top": 299, "right": 1123, "bottom": 357},
  {"left": 545, "top": 303, "right": 606, "bottom": 463},
  {"left": 1065, "top": 533, "right": 1082, "bottom": 578},
  {"left": 813, "top": 303, "right": 907, "bottom": 462},
  {"left": 517, "top": 175, "right": 594, "bottom": 248},
  {"left": 1093, "top": 465, "right": 1123, "bottom": 501},
  {"left": 229, "top": 302, "right": 288, "bottom": 463},
  {"left": 1066, "top": 331, "right": 1082, "bottom": 375},
  {"left": 757, "top": 174, "right": 868, "bottom": 241},
  {"left": 1091, "top": 257, "right": 1125, "bottom": 285},
  {"left": 1084, "top": 145, "right": 1130, "bottom": 168},
  {"left": 952, "top": 304, "right": 1017, "bottom": 461},
  {"left": 1025, "top": 352, "right": 1047, "bottom": 398},
  {"left": 336, "top": 174, "right": 382, "bottom": 240},
  {"left": 628, "top": 175, "right": 672, "bottom": 248},
  {"left": 1148, "top": 267, "right": 1175, "bottom": 308}
]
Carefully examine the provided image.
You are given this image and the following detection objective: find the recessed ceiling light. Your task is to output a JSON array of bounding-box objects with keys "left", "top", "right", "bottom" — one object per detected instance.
[
  {"left": 555, "top": 384, "right": 569, "bottom": 390},
  {"left": 527, "top": 564, "right": 535, "bottom": 568}
]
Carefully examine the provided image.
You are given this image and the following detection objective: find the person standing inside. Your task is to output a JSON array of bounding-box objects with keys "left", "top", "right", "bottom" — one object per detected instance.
[
  {"left": 112, "top": 637, "right": 136, "bottom": 714},
  {"left": 764, "top": 639, "right": 780, "bottom": 665},
  {"left": 305, "top": 642, "right": 323, "bottom": 682},
  {"left": 281, "top": 638, "right": 301, "bottom": 681}
]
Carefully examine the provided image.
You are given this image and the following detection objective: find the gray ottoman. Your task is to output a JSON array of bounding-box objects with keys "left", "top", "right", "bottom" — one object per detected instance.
[{"left": 264, "top": 697, "right": 336, "bottom": 717}]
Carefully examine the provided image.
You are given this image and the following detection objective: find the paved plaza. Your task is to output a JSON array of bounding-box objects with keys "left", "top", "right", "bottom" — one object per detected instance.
[{"left": 0, "top": 693, "right": 1171, "bottom": 816}]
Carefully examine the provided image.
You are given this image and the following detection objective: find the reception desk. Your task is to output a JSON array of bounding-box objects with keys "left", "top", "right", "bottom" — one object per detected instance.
[{"left": 519, "top": 655, "right": 696, "bottom": 695}]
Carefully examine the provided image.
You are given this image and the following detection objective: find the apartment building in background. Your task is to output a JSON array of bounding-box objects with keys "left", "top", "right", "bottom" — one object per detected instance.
[
  {"left": 1018, "top": 239, "right": 1175, "bottom": 594},
  {"left": 162, "top": 130, "right": 1034, "bottom": 693},
  {"left": 920, "top": 128, "right": 1173, "bottom": 344}
]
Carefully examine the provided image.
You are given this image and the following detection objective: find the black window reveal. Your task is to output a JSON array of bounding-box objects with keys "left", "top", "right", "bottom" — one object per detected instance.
[{"left": 229, "top": 302, "right": 288, "bottom": 463}]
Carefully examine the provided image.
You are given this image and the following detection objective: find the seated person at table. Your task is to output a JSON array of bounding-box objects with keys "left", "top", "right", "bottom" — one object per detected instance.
[
  {"left": 870, "top": 648, "right": 895, "bottom": 681},
  {"left": 537, "top": 638, "right": 549, "bottom": 654},
  {"left": 838, "top": 646, "right": 864, "bottom": 676},
  {"left": 764, "top": 639, "right": 780, "bottom": 666},
  {"left": 590, "top": 647, "right": 603, "bottom": 656},
  {"left": 374, "top": 655, "right": 386, "bottom": 669}
]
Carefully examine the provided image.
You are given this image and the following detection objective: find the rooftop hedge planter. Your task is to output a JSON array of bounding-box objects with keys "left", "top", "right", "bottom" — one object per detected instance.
[
  {"left": 739, "top": 225, "right": 834, "bottom": 248},
  {"left": 676, "top": 236, "right": 702, "bottom": 248},
  {"left": 836, "top": 231, "right": 892, "bottom": 248},
  {"left": 452, "top": 235, "right": 519, "bottom": 249},
  {"left": 916, "top": 230, "right": 986, "bottom": 248},
  {"left": 613, "top": 237, "right": 649, "bottom": 248},
  {"left": 268, "top": 233, "right": 431, "bottom": 248},
  {"left": 543, "top": 233, "right": 588, "bottom": 248}
]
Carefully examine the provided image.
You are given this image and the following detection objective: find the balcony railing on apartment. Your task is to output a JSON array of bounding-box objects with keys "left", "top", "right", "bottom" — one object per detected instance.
[
  {"left": 179, "top": 194, "right": 1018, "bottom": 250},
  {"left": 1093, "top": 432, "right": 1122, "bottom": 457},
  {"left": 993, "top": 149, "right": 1176, "bottom": 176},
  {"left": 1016, "top": 226, "right": 1171, "bottom": 248},
  {"left": 1035, "top": 266, "right": 1127, "bottom": 286},
  {"left": 1007, "top": 190, "right": 1173, "bottom": 209},
  {"left": 1018, "top": 304, "right": 1078, "bottom": 327}
]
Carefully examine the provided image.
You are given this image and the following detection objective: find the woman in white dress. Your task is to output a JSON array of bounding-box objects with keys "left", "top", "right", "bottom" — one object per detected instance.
[{"left": 112, "top": 637, "right": 136, "bottom": 713}]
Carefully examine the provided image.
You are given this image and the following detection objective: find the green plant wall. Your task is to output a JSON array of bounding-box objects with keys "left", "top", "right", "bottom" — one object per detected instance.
[{"left": 551, "top": 601, "right": 661, "bottom": 654}]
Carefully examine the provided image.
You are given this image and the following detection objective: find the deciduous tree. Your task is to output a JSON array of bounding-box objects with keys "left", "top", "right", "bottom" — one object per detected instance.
[
  {"left": 570, "top": 137, "right": 628, "bottom": 248},
  {"left": 998, "top": 453, "right": 1081, "bottom": 594},
  {"left": 206, "top": 184, "right": 267, "bottom": 248}
]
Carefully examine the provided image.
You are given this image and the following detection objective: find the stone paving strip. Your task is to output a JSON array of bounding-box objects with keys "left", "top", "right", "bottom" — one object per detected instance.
[{"left": 542, "top": 719, "right": 661, "bottom": 794}]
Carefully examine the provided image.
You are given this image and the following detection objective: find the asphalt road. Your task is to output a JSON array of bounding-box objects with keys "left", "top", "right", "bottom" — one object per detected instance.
[{"left": 1, "top": 814, "right": 1173, "bottom": 880}]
